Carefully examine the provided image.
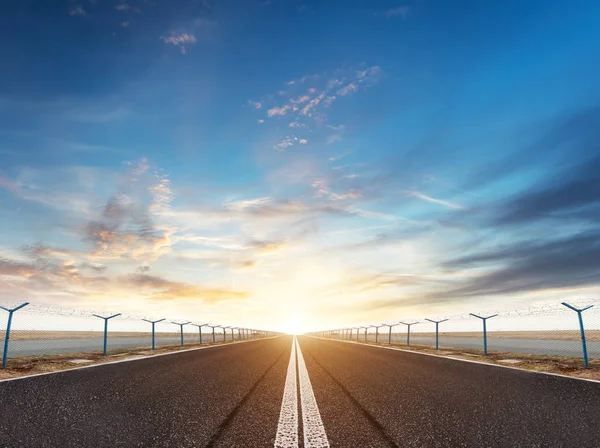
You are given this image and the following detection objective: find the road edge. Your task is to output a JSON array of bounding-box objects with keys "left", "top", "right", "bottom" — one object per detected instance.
[{"left": 0, "top": 336, "right": 281, "bottom": 384}]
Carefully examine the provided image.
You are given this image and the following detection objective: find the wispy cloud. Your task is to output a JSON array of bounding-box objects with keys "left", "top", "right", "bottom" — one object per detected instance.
[
  {"left": 384, "top": 6, "right": 410, "bottom": 19},
  {"left": 407, "top": 191, "right": 465, "bottom": 210},
  {"left": 253, "top": 66, "right": 383, "bottom": 127},
  {"left": 69, "top": 6, "right": 86, "bottom": 16},
  {"left": 115, "top": 3, "right": 141, "bottom": 13},
  {"left": 119, "top": 273, "right": 249, "bottom": 303},
  {"left": 161, "top": 32, "right": 197, "bottom": 54}
]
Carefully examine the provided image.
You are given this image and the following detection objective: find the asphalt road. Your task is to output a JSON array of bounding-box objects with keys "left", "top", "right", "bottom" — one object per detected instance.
[{"left": 1, "top": 336, "right": 600, "bottom": 447}]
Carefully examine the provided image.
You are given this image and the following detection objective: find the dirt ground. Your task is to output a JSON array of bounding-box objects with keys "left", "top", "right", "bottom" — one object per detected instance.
[
  {"left": 0, "top": 330, "right": 190, "bottom": 340},
  {"left": 0, "top": 340, "right": 233, "bottom": 380},
  {"left": 408, "top": 330, "right": 600, "bottom": 341}
]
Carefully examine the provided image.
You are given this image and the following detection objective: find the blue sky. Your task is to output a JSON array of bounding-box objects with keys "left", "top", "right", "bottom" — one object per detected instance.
[{"left": 1, "top": 0, "right": 600, "bottom": 333}]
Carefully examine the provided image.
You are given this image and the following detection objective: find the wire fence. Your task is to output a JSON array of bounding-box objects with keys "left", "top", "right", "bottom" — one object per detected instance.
[
  {"left": 310, "top": 299, "right": 600, "bottom": 367},
  {"left": 0, "top": 302, "right": 275, "bottom": 367}
]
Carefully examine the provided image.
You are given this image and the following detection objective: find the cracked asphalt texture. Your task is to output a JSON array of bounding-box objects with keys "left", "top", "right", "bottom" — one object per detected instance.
[
  {"left": 0, "top": 337, "right": 289, "bottom": 447},
  {"left": 1, "top": 335, "right": 600, "bottom": 447},
  {"left": 299, "top": 336, "right": 600, "bottom": 447}
]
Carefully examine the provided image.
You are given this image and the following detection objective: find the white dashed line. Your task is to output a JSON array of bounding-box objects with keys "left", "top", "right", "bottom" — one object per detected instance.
[
  {"left": 274, "top": 337, "right": 299, "bottom": 448},
  {"left": 296, "top": 338, "right": 330, "bottom": 448}
]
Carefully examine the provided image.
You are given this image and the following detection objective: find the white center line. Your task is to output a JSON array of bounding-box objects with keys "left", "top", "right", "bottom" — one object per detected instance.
[
  {"left": 275, "top": 337, "right": 299, "bottom": 448},
  {"left": 296, "top": 338, "right": 330, "bottom": 448}
]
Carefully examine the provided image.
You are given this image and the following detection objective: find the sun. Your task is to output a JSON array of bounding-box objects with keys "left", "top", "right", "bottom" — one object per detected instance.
[{"left": 282, "top": 317, "right": 305, "bottom": 335}]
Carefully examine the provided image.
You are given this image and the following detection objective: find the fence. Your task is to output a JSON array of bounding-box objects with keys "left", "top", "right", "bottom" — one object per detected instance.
[
  {"left": 0, "top": 302, "right": 276, "bottom": 367},
  {"left": 309, "top": 300, "right": 600, "bottom": 367}
]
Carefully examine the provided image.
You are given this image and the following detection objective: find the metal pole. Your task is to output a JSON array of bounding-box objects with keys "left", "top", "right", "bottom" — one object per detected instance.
[
  {"left": 191, "top": 323, "right": 208, "bottom": 344},
  {"left": 425, "top": 319, "right": 448, "bottom": 350},
  {"left": 562, "top": 302, "right": 594, "bottom": 367},
  {"left": 399, "top": 322, "right": 418, "bottom": 347},
  {"left": 382, "top": 324, "right": 398, "bottom": 344},
  {"left": 469, "top": 314, "right": 498, "bottom": 355},
  {"left": 172, "top": 322, "right": 191, "bottom": 346},
  {"left": 93, "top": 313, "right": 121, "bottom": 356},
  {"left": 143, "top": 318, "right": 165, "bottom": 350},
  {"left": 0, "top": 302, "right": 29, "bottom": 367}
]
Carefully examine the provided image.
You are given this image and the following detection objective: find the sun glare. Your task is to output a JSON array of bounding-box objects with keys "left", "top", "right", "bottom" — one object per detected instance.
[{"left": 283, "top": 317, "right": 305, "bottom": 335}]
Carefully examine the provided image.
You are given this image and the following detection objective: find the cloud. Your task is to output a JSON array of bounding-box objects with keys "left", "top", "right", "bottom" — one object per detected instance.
[
  {"left": 493, "top": 156, "right": 600, "bottom": 226},
  {"left": 384, "top": 6, "right": 410, "bottom": 18},
  {"left": 437, "top": 230, "right": 600, "bottom": 299},
  {"left": 246, "top": 240, "right": 287, "bottom": 255},
  {"left": 69, "top": 6, "right": 86, "bottom": 16},
  {"left": 327, "top": 134, "right": 342, "bottom": 144},
  {"left": 161, "top": 32, "right": 197, "bottom": 54},
  {"left": 406, "top": 191, "right": 465, "bottom": 210},
  {"left": 272, "top": 136, "right": 305, "bottom": 151},
  {"left": 257, "top": 66, "right": 383, "bottom": 125},
  {"left": 81, "top": 158, "right": 177, "bottom": 263},
  {"left": 267, "top": 105, "right": 291, "bottom": 117},
  {"left": 248, "top": 101, "right": 262, "bottom": 110},
  {"left": 0, "top": 258, "right": 37, "bottom": 278},
  {"left": 337, "top": 83, "right": 358, "bottom": 96},
  {"left": 116, "top": 3, "right": 141, "bottom": 12},
  {"left": 119, "top": 273, "right": 249, "bottom": 303}
]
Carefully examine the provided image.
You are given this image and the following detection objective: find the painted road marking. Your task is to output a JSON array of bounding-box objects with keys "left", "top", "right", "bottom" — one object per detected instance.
[
  {"left": 296, "top": 338, "right": 330, "bottom": 448},
  {"left": 274, "top": 337, "right": 299, "bottom": 448}
]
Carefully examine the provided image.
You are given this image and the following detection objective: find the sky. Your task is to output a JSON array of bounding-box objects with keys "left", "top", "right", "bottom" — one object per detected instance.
[{"left": 1, "top": 0, "right": 600, "bottom": 334}]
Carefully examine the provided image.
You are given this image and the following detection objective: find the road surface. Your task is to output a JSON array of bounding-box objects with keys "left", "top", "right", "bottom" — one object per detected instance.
[{"left": 1, "top": 336, "right": 599, "bottom": 447}]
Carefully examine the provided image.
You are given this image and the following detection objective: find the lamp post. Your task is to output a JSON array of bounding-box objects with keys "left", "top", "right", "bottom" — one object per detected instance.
[
  {"left": 222, "top": 326, "right": 230, "bottom": 342},
  {"left": 172, "top": 321, "right": 191, "bottom": 346},
  {"left": 562, "top": 302, "right": 594, "bottom": 367},
  {"left": 399, "top": 321, "right": 419, "bottom": 347},
  {"left": 0, "top": 302, "right": 29, "bottom": 367},
  {"left": 358, "top": 326, "right": 368, "bottom": 342},
  {"left": 208, "top": 324, "right": 219, "bottom": 343},
  {"left": 382, "top": 323, "right": 399, "bottom": 344},
  {"left": 142, "top": 318, "right": 165, "bottom": 350},
  {"left": 425, "top": 318, "right": 448, "bottom": 350},
  {"left": 469, "top": 313, "right": 498, "bottom": 355},
  {"left": 93, "top": 313, "right": 121, "bottom": 356},
  {"left": 370, "top": 325, "right": 383, "bottom": 344},
  {"left": 191, "top": 323, "right": 209, "bottom": 344}
]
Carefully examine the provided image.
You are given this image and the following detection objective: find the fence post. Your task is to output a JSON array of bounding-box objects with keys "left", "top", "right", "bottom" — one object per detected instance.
[
  {"left": 382, "top": 323, "right": 399, "bottom": 344},
  {"left": 0, "top": 302, "right": 29, "bottom": 367},
  {"left": 399, "top": 321, "right": 419, "bottom": 347},
  {"left": 222, "top": 326, "right": 230, "bottom": 342},
  {"left": 370, "top": 325, "right": 383, "bottom": 343},
  {"left": 425, "top": 318, "right": 448, "bottom": 350},
  {"left": 172, "top": 321, "right": 191, "bottom": 346},
  {"left": 142, "top": 318, "right": 165, "bottom": 350},
  {"left": 191, "top": 323, "right": 209, "bottom": 344},
  {"left": 469, "top": 313, "right": 498, "bottom": 355},
  {"left": 561, "top": 302, "right": 594, "bottom": 367},
  {"left": 93, "top": 313, "right": 121, "bottom": 356}
]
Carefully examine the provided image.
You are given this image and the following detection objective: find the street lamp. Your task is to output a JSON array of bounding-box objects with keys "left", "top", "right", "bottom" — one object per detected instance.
[{"left": 381, "top": 322, "right": 400, "bottom": 345}]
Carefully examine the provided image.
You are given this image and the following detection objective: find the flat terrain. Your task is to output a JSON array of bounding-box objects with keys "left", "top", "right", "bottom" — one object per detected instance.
[
  {"left": 1, "top": 335, "right": 600, "bottom": 447},
  {"left": 0, "top": 330, "right": 216, "bottom": 340}
]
